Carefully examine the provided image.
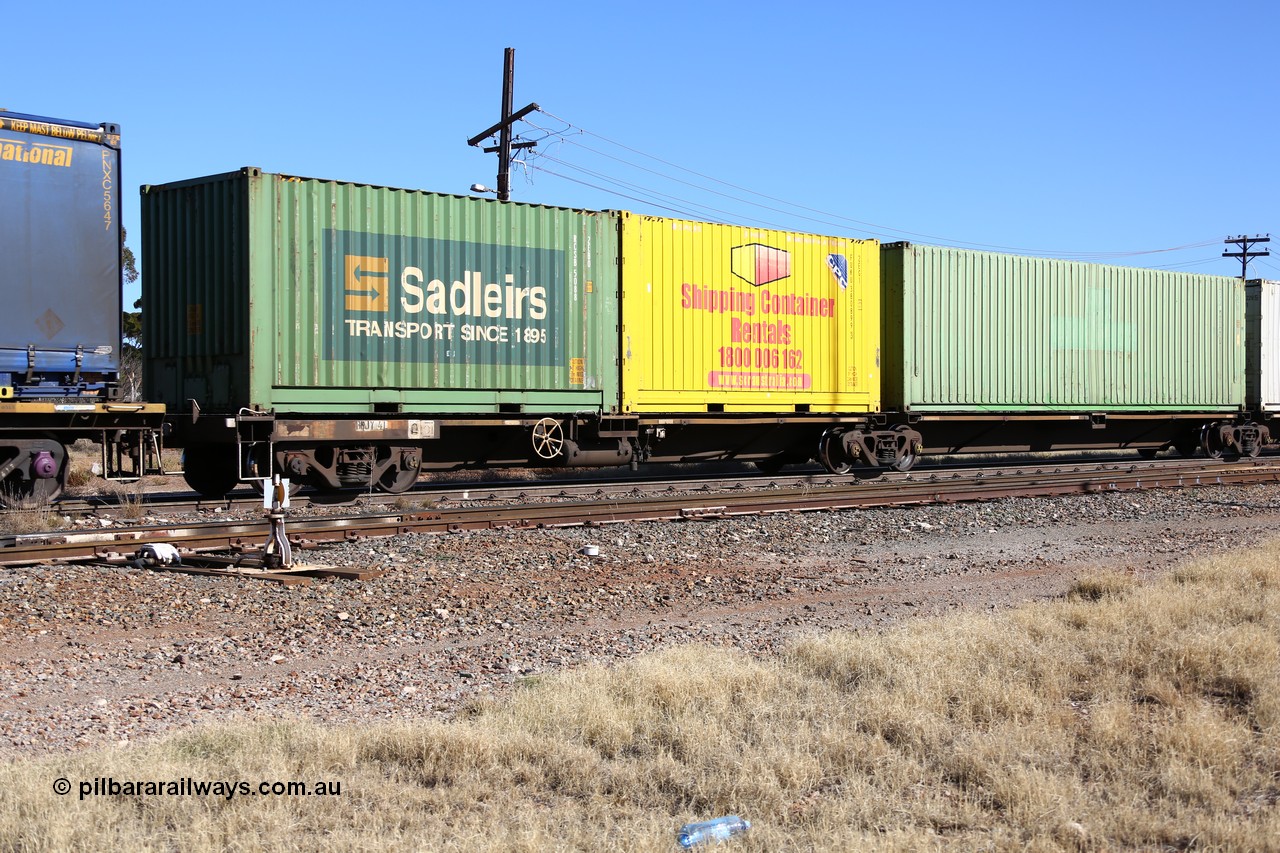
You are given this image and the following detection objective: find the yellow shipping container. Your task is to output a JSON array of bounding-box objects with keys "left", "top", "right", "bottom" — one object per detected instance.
[{"left": 620, "top": 212, "right": 880, "bottom": 413}]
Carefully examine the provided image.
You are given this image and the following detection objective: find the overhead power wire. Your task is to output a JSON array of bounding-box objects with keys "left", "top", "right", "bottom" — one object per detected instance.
[
  {"left": 518, "top": 162, "right": 719, "bottom": 220},
  {"left": 530, "top": 111, "right": 991, "bottom": 247},
  {"left": 524, "top": 117, "right": 912, "bottom": 241},
  {"left": 1151, "top": 256, "right": 1229, "bottom": 270},
  {"left": 530, "top": 108, "right": 1224, "bottom": 261},
  {"left": 526, "top": 150, "right": 742, "bottom": 220},
  {"left": 526, "top": 150, "right": 863, "bottom": 235}
]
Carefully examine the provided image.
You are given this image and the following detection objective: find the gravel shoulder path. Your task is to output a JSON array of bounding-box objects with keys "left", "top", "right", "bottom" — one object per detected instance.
[{"left": 3, "top": 484, "right": 1278, "bottom": 756}]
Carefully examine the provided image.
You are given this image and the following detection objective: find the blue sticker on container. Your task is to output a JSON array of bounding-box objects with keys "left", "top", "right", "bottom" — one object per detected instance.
[{"left": 826, "top": 254, "right": 848, "bottom": 290}]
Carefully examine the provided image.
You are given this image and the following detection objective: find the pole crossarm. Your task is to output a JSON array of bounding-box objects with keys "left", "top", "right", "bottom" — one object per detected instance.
[
  {"left": 482, "top": 141, "right": 538, "bottom": 154},
  {"left": 1223, "top": 235, "right": 1271, "bottom": 279},
  {"left": 466, "top": 101, "right": 541, "bottom": 148}
]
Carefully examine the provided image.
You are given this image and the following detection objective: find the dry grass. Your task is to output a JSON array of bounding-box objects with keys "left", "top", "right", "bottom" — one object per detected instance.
[
  {"left": 392, "top": 494, "right": 432, "bottom": 511},
  {"left": 0, "top": 494, "right": 61, "bottom": 535},
  {"left": 60, "top": 440, "right": 100, "bottom": 496},
  {"left": 62, "top": 439, "right": 184, "bottom": 499},
  {"left": 98, "top": 481, "right": 148, "bottom": 521},
  {"left": 2, "top": 545, "right": 1278, "bottom": 851}
]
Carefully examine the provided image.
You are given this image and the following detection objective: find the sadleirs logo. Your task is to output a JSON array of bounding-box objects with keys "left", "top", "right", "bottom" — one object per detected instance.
[
  {"left": 344, "top": 255, "right": 390, "bottom": 311},
  {"left": 0, "top": 137, "right": 74, "bottom": 168}
]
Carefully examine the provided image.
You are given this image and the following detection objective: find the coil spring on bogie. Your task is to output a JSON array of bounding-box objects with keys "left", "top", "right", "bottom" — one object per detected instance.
[{"left": 337, "top": 459, "right": 372, "bottom": 483}]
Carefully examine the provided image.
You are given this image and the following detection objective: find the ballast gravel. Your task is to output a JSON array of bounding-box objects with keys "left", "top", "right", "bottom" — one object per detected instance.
[{"left": 2, "top": 481, "right": 1279, "bottom": 755}]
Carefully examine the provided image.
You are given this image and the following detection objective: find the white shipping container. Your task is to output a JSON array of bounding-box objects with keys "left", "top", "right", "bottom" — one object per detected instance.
[{"left": 1246, "top": 280, "right": 1280, "bottom": 412}]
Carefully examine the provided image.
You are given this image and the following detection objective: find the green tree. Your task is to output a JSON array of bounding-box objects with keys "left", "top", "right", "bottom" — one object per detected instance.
[
  {"left": 122, "top": 298, "right": 143, "bottom": 350},
  {"left": 119, "top": 228, "right": 143, "bottom": 400},
  {"left": 122, "top": 227, "right": 142, "bottom": 350}
]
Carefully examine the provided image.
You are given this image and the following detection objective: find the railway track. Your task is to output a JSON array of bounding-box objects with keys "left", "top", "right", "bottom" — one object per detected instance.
[
  {"left": 41, "top": 452, "right": 1277, "bottom": 517},
  {"left": 3, "top": 456, "right": 1277, "bottom": 570}
]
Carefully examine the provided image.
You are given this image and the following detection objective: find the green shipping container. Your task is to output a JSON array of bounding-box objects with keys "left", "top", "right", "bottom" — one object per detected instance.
[
  {"left": 881, "top": 243, "right": 1245, "bottom": 413},
  {"left": 142, "top": 168, "right": 620, "bottom": 415}
]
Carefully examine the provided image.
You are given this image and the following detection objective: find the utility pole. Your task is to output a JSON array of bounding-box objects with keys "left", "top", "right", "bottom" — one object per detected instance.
[
  {"left": 467, "top": 48, "right": 539, "bottom": 201},
  {"left": 1223, "top": 234, "right": 1270, "bottom": 279}
]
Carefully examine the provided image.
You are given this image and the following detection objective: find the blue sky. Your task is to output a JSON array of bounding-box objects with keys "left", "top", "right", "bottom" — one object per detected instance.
[{"left": 9, "top": 0, "right": 1277, "bottom": 305}]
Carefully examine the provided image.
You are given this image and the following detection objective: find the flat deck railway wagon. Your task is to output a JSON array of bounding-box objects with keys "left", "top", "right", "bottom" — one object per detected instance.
[
  {"left": 141, "top": 169, "right": 892, "bottom": 496},
  {"left": 859, "top": 242, "right": 1267, "bottom": 468},
  {"left": 0, "top": 112, "right": 163, "bottom": 503}
]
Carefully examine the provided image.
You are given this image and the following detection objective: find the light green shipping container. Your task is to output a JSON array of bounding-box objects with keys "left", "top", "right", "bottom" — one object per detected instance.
[
  {"left": 141, "top": 168, "right": 620, "bottom": 415},
  {"left": 881, "top": 243, "right": 1245, "bottom": 413}
]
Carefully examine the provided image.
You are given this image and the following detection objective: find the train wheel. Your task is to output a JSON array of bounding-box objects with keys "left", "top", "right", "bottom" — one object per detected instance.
[
  {"left": 1200, "top": 423, "right": 1224, "bottom": 460},
  {"left": 1173, "top": 431, "right": 1199, "bottom": 458},
  {"left": 0, "top": 437, "right": 67, "bottom": 506},
  {"left": 888, "top": 425, "right": 919, "bottom": 473},
  {"left": 182, "top": 445, "right": 240, "bottom": 498},
  {"left": 817, "top": 429, "right": 852, "bottom": 475},
  {"left": 376, "top": 449, "right": 421, "bottom": 494},
  {"left": 1, "top": 477, "right": 56, "bottom": 507},
  {"left": 376, "top": 468, "right": 419, "bottom": 494},
  {"left": 1137, "top": 447, "right": 1160, "bottom": 460},
  {"left": 24, "top": 473, "right": 64, "bottom": 503},
  {"left": 531, "top": 419, "right": 566, "bottom": 461},
  {"left": 373, "top": 445, "right": 424, "bottom": 491}
]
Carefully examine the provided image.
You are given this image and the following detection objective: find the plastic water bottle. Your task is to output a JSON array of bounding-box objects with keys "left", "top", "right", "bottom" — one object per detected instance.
[{"left": 677, "top": 815, "right": 750, "bottom": 847}]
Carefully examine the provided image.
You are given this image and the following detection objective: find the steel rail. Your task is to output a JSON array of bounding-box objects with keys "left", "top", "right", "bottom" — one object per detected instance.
[
  {"left": 37, "top": 454, "right": 1258, "bottom": 518},
  {"left": 3, "top": 459, "right": 1278, "bottom": 568}
]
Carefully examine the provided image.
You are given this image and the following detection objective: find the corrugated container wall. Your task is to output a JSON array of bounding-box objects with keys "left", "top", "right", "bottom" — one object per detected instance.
[
  {"left": 0, "top": 113, "right": 122, "bottom": 386},
  {"left": 1246, "top": 280, "right": 1280, "bottom": 412},
  {"left": 620, "top": 212, "right": 880, "bottom": 413},
  {"left": 881, "top": 243, "right": 1245, "bottom": 412},
  {"left": 142, "top": 169, "right": 620, "bottom": 415}
]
